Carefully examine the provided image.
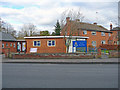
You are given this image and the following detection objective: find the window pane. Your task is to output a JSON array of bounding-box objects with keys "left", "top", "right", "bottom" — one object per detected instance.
[
  {"left": 38, "top": 42, "right": 40, "bottom": 46},
  {"left": 2, "top": 44, "right": 4, "bottom": 48},
  {"left": 6, "top": 43, "right": 8, "bottom": 47},
  {"left": 48, "top": 43, "right": 51, "bottom": 46},
  {"left": 14, "top": 43, "right": 15, "bottom": 48},
  {"left": 52, "top": 41, "right": 55, "bottom": 45},
  {"left": 92, "top": 41, "right": 96, "bottom": 46}
]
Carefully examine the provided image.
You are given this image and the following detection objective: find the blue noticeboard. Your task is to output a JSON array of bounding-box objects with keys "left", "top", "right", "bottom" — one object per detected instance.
[{"left": 73, "top": 41, "right": 87, "bottom": 53}]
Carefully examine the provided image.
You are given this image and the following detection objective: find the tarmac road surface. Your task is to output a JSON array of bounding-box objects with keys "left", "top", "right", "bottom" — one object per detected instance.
[{"left": 2, "top": 63, "right": 118, "bottom": 88}]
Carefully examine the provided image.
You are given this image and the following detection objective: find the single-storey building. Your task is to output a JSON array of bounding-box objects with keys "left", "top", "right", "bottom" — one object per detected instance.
[
  {"left": 24, "top": 36, "right": 89, "bottom": 54},
  {"left": 0, "top": 32, "right": 27, "bottom": 56},
  {"left": 0, "top": 32, "right": 17, "bottom": 55}
]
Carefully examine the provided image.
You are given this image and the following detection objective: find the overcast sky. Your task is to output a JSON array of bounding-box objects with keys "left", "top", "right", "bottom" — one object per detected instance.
[{"left": 0, "top": 0, "right": 119, "bottom": 33}]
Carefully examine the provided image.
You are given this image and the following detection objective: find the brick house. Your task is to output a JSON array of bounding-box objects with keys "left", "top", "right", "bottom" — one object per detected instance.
[
  {"left": 61, "top": 17, "right": 112, "bottom": 49},
  {"left": 108, "top": 26, "right": 120, "bottom": 45},
  {"left": 0, "top": 32, "right": 17, "bottom": 55},
  {"left": 24, "top": 36, "right": 89, "bottom": 54}
]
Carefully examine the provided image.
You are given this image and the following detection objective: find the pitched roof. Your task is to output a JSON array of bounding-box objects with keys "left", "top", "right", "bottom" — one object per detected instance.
[
  {"left": 111, "top": 27, "right": 120, "bottom": 31},
  {"left": 0, "top": 32, "right": 16, "bottom": 41},
  {"left": 24, "top": 36, "right": 89, "bottom": 39},
  {"left": 70, "top": 21, "right": 111, "bottom": 32}
]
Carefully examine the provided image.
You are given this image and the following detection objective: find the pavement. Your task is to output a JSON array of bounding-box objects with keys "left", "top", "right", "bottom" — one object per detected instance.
[{"left": 2, "top": 58, "right": 119, "bottom": 64}]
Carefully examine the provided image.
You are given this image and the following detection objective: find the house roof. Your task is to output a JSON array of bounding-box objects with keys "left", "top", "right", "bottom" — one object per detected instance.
[
  {"left": 111, "top": 27, "right": 120, "bottom": 31},
  {"left": 24, "top": 36, "right": 89, "bottom": 39},
  {"left": 0, "top": 32, "right": 16, "bottom": 41},
  {"left": 70, "top": 21, "right": 111, "bottom": 32}
]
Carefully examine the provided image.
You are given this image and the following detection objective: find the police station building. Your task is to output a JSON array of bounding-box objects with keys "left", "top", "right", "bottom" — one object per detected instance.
[{"left": 24, "top": 36, "right": 89, "bottom": 54}]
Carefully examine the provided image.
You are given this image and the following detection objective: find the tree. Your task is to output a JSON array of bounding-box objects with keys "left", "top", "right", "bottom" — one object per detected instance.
[
  {"left": 51, "top": 32, "right": 56, "bottom": 36},
  {"left": 0, "top": 17, "right": 16, "bottom": 37},
  {"left": 40, "top": 30, "right": 50, "bottom": 36},
  {"left": 60, "top": 9, "right": 85, "bottom": 53},
  {"left": 20, "top": 23, "right": 36, "bottom": 37},
  {"left": 54, "top": 20, "right": 61, "bottom": 35}
]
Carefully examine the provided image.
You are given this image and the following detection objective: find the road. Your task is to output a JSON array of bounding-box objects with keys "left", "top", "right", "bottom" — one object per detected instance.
[{"left": 2, "top": 63, "right": 118, "bottom": 88}]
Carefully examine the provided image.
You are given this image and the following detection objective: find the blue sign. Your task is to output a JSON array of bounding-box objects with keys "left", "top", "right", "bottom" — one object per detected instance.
[
  {"left": 73, "top": 41, "right": 87, "bottom": 47},
  {"left": 73, "top": 41, "right": 87, "bottom": 53}
]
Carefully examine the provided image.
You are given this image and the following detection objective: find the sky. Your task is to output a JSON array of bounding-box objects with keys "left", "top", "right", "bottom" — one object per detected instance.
[{"left": 0, "top": 0, "right": 119, "bottom": 33}]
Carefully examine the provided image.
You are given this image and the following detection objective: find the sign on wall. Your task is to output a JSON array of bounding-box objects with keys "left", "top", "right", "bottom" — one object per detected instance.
[
  {"left": 73, "top": 41, "right": 87, "bottom": 52},
  {"left": 30, "top": 48, "right": 37, "bottom": 53},
  {"left": 73, "top": 41, "right": 87, "bottom": 47}
]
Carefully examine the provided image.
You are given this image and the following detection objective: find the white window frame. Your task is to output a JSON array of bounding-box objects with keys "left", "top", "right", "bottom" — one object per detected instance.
[
  {"left": 109, "top": 33, "right": 111, "bottom": 37},
  {"left": 2, "top": 44, "right": 4, "bottom": 48},
  {"left": 117, "top": 41, "right": 119, "bottom": 45},
  {"left": 101, "top": 40, "right": 106, "bottom": 44},
  {"left": 10, "top": 43, "right": 12, "bottom": 47},
  {"left": 92, "top": 41, "right": 96, "bottom": 47},
  {"left": 14, "top": 43, "right": 16, "bottom": 48},
  {"left": 6, "top": 43, "right": 8, "bottom": 47},
  {"left": 91, "top": 31, "right": 96, "bottom": 35},
  {"left": 83, "top": 30, "right": 87, "bottom": 35},
  {"left": 47, "top": 40, "right": 56, "bottom": 47},
  {"left": 33, "top": 41, "right": 41, "bottom": 46},
  {"left": 101, "top": 32, "right": 105, "bottom": 36}
]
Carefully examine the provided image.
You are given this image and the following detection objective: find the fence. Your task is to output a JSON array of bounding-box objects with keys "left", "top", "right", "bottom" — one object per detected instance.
[{"left": 88, "top": 47, "right": 98, "bottom": 53}]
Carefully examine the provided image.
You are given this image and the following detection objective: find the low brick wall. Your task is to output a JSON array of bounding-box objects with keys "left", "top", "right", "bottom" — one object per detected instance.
[
  {"left": 109, "top": 51, "right": 120, "bottom": 58},
  {"left": 11, "top": 53, "right": 96, "bottom": 59}
]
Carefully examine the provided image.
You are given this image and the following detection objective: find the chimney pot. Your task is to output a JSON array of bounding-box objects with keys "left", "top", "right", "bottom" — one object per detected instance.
[
  {"left": 93, "top": 22, "right": 97, "bottom": 25},
  {"left": 110, "top": 23, "right": 112, "bottom": 30},
  {"left": 66, "top": 17, "right": 70, "bottom": 23}
]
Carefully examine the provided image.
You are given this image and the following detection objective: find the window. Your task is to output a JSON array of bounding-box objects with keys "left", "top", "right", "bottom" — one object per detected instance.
[
  {"left": 10, "top": 43, "right": 12, "bottom": 47},
  {"left": 92, "top": 41, "right": 96, "bottom": 47},
  {"left": 109, "top": 33, "right": 111, "bottom": 37},
  {"left": 117, "top": 41, "right": 119, "bottom": 45},
  {"left": 91, "top": 31, "right": 96, "bottom": 35},
  {"left": 101, "top": 32, "right": 105, "bottom": 36},
  {"left": 83, "top": 30, "right": 87, "bottom": 35},
  {"left": 33, "top": 41, "right": 41, "bottom": 46},
  {"left": 13, "top": 43, "right": 16, "bottom": 48},
  {"left": 6, "top": 43, "right": 8, "bottom": 47},
  {"left": 2, "top": 44, "right": 4, "bottom": 48},
  {"left": 47, "top": 40, "right": 56, "bottom": 47},
  {"left": 101, "top": 40, "right": 105, "bottom": 44}
]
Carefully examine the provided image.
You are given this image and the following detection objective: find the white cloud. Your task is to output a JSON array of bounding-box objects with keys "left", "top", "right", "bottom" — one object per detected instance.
[{"left": 0, "top": 1, "right": 118, "bottom": 33}]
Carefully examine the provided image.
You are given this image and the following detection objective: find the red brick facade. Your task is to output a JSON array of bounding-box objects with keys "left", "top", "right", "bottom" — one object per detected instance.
[
  {"left": 108, "top": 29, "right": 120, "bottom": 45},
  {"left": 1, "top": 41, "right": 17, "bottom": 54},
  {"left": 61, "top": 17, "right": 112, "bottom": 49},
  {"left": 25, "top": 38, "right": 66, "bottom": 54}
]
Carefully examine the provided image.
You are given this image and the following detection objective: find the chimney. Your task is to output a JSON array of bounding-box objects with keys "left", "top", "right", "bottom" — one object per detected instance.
[
  {"left": 66, "top": 17, "right": 70, "bottom": 23},
  {"left": 93, "top": 22, "right": 97, "bottom": 25},
  {"left": 110, "top": 23, "right": 112, "bottom": 30}
]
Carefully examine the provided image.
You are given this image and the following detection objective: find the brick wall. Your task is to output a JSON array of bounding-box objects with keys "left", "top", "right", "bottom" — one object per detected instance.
[
  {"left": 2, "top": 41, "right": 17, "bottom": 54},
  {"left": 81, "top": 31, "right": 110, "bottom": 48},
  {"left": 25, "top": 38, "right": 66, "bottom": 54},
  {"left": 61, "top": 22, "right": 111, "bottom": 49}
]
